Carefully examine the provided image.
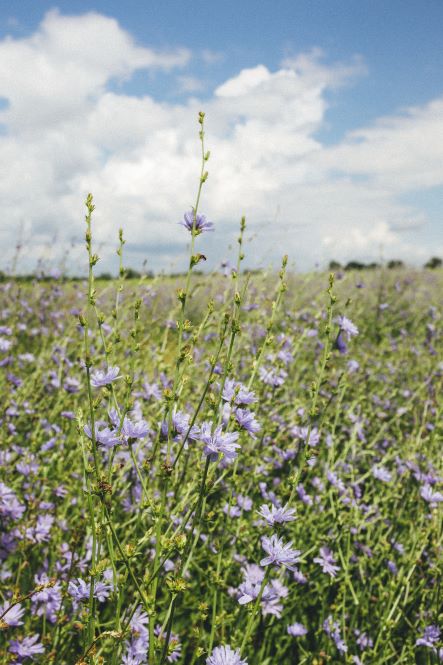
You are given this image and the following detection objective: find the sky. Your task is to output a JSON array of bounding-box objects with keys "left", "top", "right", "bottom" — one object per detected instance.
[{"left": 0, "top": 1, "right": 442, "bottom": 274}]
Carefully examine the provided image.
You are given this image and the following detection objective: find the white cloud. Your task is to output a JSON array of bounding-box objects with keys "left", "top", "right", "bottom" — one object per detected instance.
[
  {"left": 0, "top": 9, "right": 190, "bottom": 130},
  {"left": 320, "top": 99, "right": 443, "bottom": 190},
  {"left": 215, "top": 65, "right": 272, "bottom": 97},
  {"left": 281, "top": 48, "right": 367, "bottom": 90},
  {"left": 176, "top": 75, "right": 205, "bottom": 93},
  {"left": 0, "top": 10, "right": 441, "bottom": 275}
]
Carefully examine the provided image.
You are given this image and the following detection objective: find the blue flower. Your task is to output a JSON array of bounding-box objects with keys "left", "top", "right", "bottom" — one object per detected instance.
[
  {"left": 206, "top": 645, "right": 247, "bottom": 665},
  {"left": 90, "top": 366, "right": 121, "bottom": 388},
  {"left": 31, "top": 574, "right": 62, "bottom": 624},
  {"left": 0, "top": 602, "right": 25, "bottom": 627},
  {"left": 257, "top": 503, "right": 296, "bottom": 526},
  {"left": 337, "top": 316, "right": 359, "bottom": 338},
  {"left": 0, "top": 482, "right": 25, "bottom": 521},
  {"left": 335, "top": 330, "right": 348, "bottom": 354},
  {"left": 122, "top": 417, "right": 149, "bottom": 442},
  {"left": 258, "top": 366, "right": 287, "bottom": 387},
  {"left": 222, "top": 379, "right": 257, "bottom": 405},
  {"left": 9, "top": 634, "right": 44, "bottom": 660},
  {"left": 235, "top": 409, "right": 261, "bottom": 437},
  {"left": 260, "top": 534, "right": 301, "bottom": 572},
  {"left": 129, "top": 606, "right": 149, "bottom": 634},
  {"left": 371, "top": 466, "right": 392, "bottom": 482},
  {"left": 68, "top": 578, "right": 111, "bottom": 603},
  {"left": 84, "top": 423, "right": 120, "bottom": 449},
  {"left": 287, "top": 622, "right": 307, "bottom": 637},
  {"left": 314, "top": 546, "right": 340, "bottom": 578},
  {"left": 199, "top": 422, "right": 240, "bottom": 463},
  {"left": 335, "top": 316, "right": 358, "bottom": 355},
  {"left": 323, "top": 615, "right": 348, "bottom": 654},
  {"left": 420, "top": 484, "right": 443, "bottom": 505},
  {"left": 179, "top": 210, "right": 214, "bottom": 235},
  {"left": 416, "top": 624, "right": 440, "bottom": 649}
]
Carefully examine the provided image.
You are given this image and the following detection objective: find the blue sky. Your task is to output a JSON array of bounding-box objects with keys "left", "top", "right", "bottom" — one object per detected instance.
[
  {"left": 4, "top": 1, "right": 443, "bottom": 120},
  {"left": 0, "top": 1, "right": 442, "bottom": 273}
]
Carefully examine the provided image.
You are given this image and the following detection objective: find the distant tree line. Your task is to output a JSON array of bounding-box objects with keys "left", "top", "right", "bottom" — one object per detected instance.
[
  {"left": 96, "top": 268, "right": 155, "bottom": 280},
  {"left": 329, "top": 257, "right": 442, "bottom": 271},
  {"left": 0, "top": 268, "right": 156, "bottom": 282},
  {"left": 0, "top": 257, "right": 441, "bottom": 282}
]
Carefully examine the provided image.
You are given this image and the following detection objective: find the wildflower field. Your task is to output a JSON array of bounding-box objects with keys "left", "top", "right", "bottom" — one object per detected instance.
[{"left": 0, "top": 116, "right": 442, "bottom": 664}]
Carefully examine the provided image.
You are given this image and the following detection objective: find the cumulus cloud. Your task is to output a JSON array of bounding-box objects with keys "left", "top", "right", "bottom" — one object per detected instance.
[
  {"left": 0, "top": 10, "right": 441, "bottom": 274},
  {"left": 321, "top": 99, "right": 443, "bottom": 190}
]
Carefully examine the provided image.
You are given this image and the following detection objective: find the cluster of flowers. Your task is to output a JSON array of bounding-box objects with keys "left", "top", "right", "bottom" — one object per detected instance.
[
  {"left": 85, "top": 375, "right": 261, "bottom": 464},
  {"left": 0, "top": 235, "right": 441, "bottom": 665}
]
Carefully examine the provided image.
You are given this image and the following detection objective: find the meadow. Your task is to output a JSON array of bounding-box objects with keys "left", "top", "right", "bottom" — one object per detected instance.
[{"left": 0, "top": 115, "right": 442, "bottom": 664}]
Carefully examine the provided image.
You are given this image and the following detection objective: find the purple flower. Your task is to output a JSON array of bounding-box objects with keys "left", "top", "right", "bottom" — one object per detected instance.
[
  {"left": 0, "top": 337, "right": 13, "bottom": 352},
  {"left": 68, "top": 578, "right": 90, "bottom": 603},
  {"left": 129, "top": 606, "right": 149, "bottom": 634},
  {"left": 94, "top": 581, "right": 112, "bottom": 602},
  {"left": 31, "top": 575, "right": 62, "bottom": 624},
  {"left": 237, "top": 569, "right": 285, "bottom": 615},
  {"left": 416, "top": 624, "right": 440, "bottom": 649},
  {"left": 293, "top": 568, "right": 308, "bottom": 584},
  {"left": 287, "top": 622, "right": 307, "bottom": 637},
  {"left": 354, "top": 629, "right": 373, "bottom": 651},
  {"left": 206, "top": 645, "right": 247, "bottom": 665},
  {"left": 262, "top": 579, "right": 288, "bottom": 617},
  {"left": 294, "top": 426, "right": 320, "bottom": 447},
  {"left": 122, "top": 417, "right": 149, "bottom": 442},
  {"left": 90, "top": 366, "right": 121, "bottom": 388},
  {"left": 0, "top": 483, "right": 25, "bottom": 521},
  {"left": 161, "top": 411, "right": 200, "bottom": 445},
  {"left": 337, "top": 316, "right": 359, "bottom": 339},
  {"left": 84, "top": 423, "right": 120, "bottom": 449},
  {"left": 64, "top": 376, "right": 81, "bottom": 393},
  {"left": 387, "top": 559, "right": 398, "bottom": 575},
  {"left": 238, "top": 582, "right": 268, "bottom": 605},
  {"left": 241, "top": 563, "right": 263, "bottom": 586},
  {"left": 235, "top": 409, "right": 260, "bottom": 437},
  {"left": 314, "top": 546, "right": 340, "bottom": 578},
  {"left": 9, "top": 634, "right": 44, "bottom": 661},
  {"left": 154, "top": 624, "right": 182, "bottom": 662},
  {"left": 420, "top": 484, "right": 443, "bottom": 505},
  {"left": 179, "top": 210, "right": 214, "bottom": 235},
  {"left": 257, "top": 503, "right": 296, "bottom": 526},
  {"left": 223, "top": 503, "right": 241, "bottom": 518},
  {"left": 327, "top": 470, "right": 345, "bottom": 494},
  {"left": 237, "top": 495, "right": 252, "bottom": 511},
  {"left": 222, "top": 380, "right": 257, "bottom": 405},
  {"left": 335, "top": 315, "right": 358, "bottom": 354},
  {"left": 0, "top": 602, "right": 25, "bottom": 627},
  {"left": 258, "top": 366, "right": 287, "bottom": 387},
  {"left": 123, "top": 635, "right": 148, "bottom": 664},
  {"left": 172, "top": 411, "right": 200, "bottom": 440},
  {"left": 16, "top": 457, "right": 39, "bottom": 476},
  {"left": 372, "top": 466, "right": 392, "bottom": 482},
  {"left": 260, "top": 534, "right": 301, "bottom": 572},
  {"left": 323, "top": 615, "right": 348, "bottom": 654},
  {"left": 199, "top": 422, "right": 240, "bottom": 463},
  {"left": 335, "top": 331, "right": 348, "bottom": 354},
  {"left": 138, "top": 381, "right": 162, "bottom": 401},
  {"left": 296, "top": 484, "right": 313, "bottom": 506},
  {"left": 26, "top": 515, "right": 54, "bottom": 543},
  {"left": 68, "top": 578, "right": 111, "bottom": 604}
]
